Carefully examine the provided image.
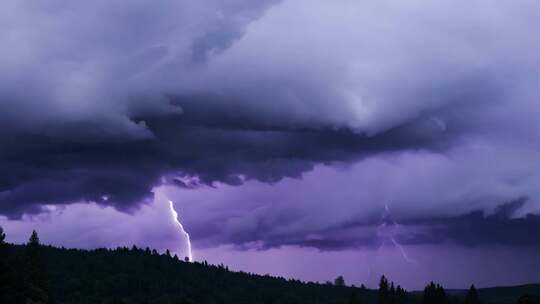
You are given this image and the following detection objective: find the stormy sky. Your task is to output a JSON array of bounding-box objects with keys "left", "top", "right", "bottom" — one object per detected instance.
[{"left": 1, "top": 0, "right": 540, "bottom": 289}]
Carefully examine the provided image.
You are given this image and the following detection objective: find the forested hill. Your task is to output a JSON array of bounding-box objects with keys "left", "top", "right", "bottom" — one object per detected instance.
[
  {"left": 1, "top": 242, "right": 377, "bottom": 304},
  {"left": 1, "top": 231, "right": 539, "bottom": 304}
]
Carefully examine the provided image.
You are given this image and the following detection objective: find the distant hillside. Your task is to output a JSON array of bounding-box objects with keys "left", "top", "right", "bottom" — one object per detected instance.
[
  {"left": 443, "top": 285, "right": 540, "bottom": 304},
  {"left": 3, "top": 244, "right": 377, "bottom": 304},
  {"left": 2, "top": 242, "right": 539, "bottom": 304}
]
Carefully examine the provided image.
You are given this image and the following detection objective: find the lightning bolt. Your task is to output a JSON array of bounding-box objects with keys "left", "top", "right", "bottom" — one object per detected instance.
[
  {"left": 390, "top": 237, "right": 414, "bottom": 263},
  {"left": 168, "top": 200, "right": 193, "bottom": 261},
  {"left": 364, "top": 204, "right": 416, "bottom": 285},
  {"left": 377, "top": 204, "right": 415, "bottom": 264}
]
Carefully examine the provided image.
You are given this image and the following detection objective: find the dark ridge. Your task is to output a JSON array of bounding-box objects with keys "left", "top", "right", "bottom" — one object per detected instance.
[
  {"left": 1, "top": 243, "right": 376, "bottom": 304},
  {"left": 1, "top": 239, "right": 539, "bottom": 304}
]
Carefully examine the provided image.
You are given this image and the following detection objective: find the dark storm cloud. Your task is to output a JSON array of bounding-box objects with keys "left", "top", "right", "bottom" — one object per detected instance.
[
  {"left": 418, "top": 198, "right": 540, "bottom": 247},
  {"left": 0, "top": 0, "right": 540, "bottom": 255},
  {"left": 181, "top": 197, "right": 540, "bottom": 250},
  {"left": 0, "top": 0, "right": 281, "bottom": 216},
  {"left": 0, "top": 106, "right": 450, "bottom": 217}
]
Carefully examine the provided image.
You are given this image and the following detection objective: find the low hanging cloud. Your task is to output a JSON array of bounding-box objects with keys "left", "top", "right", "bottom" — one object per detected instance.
[
  {"left": 164, "top": 148, "right": 540, "bottom": 251},
  {"left": 0, "top": 0, "right": 539, "bottom": 253}
]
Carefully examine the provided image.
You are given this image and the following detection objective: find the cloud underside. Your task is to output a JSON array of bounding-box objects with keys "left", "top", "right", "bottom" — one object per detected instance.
[{"left": 203, "top": 199, "right": 540, "bottom": 250}]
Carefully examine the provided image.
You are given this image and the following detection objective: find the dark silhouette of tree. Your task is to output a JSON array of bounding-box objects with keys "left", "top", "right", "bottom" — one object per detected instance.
[
  {"left": 0, "top": 226, "right": 13, "bottom": 303},
  {"left": 0, "top": 226, "right": 5, "bottom": 244},
  {"left": 389, "top": 282, "right": 396, "bottom": 304},
  {"left": 422, "top": 282, "right": 448, "bottom": 304},
  {"left": 395, "top": 285, "right": 408, "bottom": 304},
  {"left": 422, "top": 282, "right": 434, "bottom": 304},
  {"left": 436, "top": 283, "right": 448, "bottom": 304},
  {"left": 378, "top": 275, "right": 390, "bottom": 304},
  {"left": 25, "top": 230, "right": 50, "bottom": 304},
  {"left": 464, "top": 284, "right": 481, "bottom": 304},
  {"left": 335, "top": 275, "right": 346, "bottom": 287},
  {"left": 377, "top": 275, "right": 408, "bottom": 304}
]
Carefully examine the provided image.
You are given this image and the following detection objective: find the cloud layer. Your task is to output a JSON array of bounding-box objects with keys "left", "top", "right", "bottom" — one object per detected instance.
[{"left": 0, "top": 0, "right": 539, "bottom": 256}]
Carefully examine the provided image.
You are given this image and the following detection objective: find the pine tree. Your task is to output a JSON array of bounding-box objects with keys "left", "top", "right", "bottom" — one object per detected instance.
[
  {"left": 389, "top": 282, "right": 396, "bottom": 304},
  {"left": 25, "top": 230, "right": 50, "bottom": 304},
  {"left": 464, "top": 284, "right": 481, "bottom": 304},
  {"left": 422, "top": 282, "right": 435, "bottom": 304},
  {"left": 395, "top": 285, "right": 408, "bottom": 304},
  {"left": 436, "top": 284, "right": 448, "bottom": 304},
  {"left": 0, "top": 226, "right": 13, "bottom": 303},
  {"left": 0, "top": 226, "right": 5, "bottom": 244},
  {"left": 378, "top": 275, "right": 390, "bottom": 304},
  {"left": 422, "top": 282, "right": 448, "bottom": 304}
]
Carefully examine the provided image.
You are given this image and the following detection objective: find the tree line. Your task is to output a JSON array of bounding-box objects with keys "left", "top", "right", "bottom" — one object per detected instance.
[
  {"left": 0, "top": 227, "right": 372, "bottom": 304},
  {"left": 0, "top": 226, "right": 535, "bottom": 304}
]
